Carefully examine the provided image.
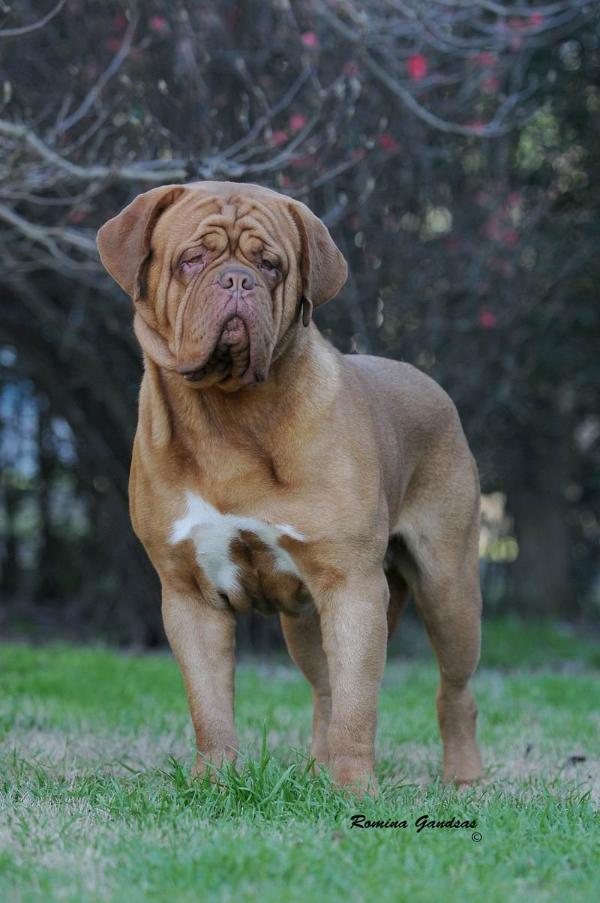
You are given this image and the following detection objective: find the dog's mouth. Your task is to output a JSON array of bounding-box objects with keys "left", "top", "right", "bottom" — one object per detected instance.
[
  {"left": 182, "top": 315, "right": 252, "bottom": 387},
  {"left": 220, "top": 315, "right": 246, "bottom": 343}
]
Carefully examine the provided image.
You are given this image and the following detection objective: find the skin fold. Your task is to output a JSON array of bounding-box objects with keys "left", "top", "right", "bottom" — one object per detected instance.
[{"left": 97, "top": 181, "right": 484, "bottom": 794}]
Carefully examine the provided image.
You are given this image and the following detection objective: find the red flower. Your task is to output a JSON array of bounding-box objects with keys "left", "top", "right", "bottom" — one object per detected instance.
[
  {"left": 149, "top": 16, "right": 170, "bottom": 34},
  {"left": 479, "top": 309, "right": 497, "bottom": 329},
  {"left": 270, "top": 130, "right": 288, "bottom": 147},
  {"left": 473, "top": 51, "right": 496, "bottom": 67},
  {"left": 289, "top": 113, "right": 307, "bottom": 132},
  {"left": 300, "top": 31, "right": 319, "bottom": 49},
  {"left": 530, "top": 13, "right": 544, "bottom": 27},
  {"left": 378, "top": 132, "right": 399, "bottom": 151},
  {"left": 407, "top": 54, "right": 428, "bottom": 81}
]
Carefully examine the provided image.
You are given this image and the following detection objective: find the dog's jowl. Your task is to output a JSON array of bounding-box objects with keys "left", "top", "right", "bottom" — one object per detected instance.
[{"left": 97, "top": 181, "right": 484, "bottom": 794}]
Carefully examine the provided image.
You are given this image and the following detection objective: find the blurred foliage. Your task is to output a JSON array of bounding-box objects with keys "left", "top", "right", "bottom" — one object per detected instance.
[{"left": 0, "top": 1, "right": 599, "bottom": 643}]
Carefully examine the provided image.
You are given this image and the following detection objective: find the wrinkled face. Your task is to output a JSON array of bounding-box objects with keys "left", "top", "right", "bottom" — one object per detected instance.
[
  {"left": 143, "top": 188, "right": 300, "bottom": 390},
  {"left": 97, "top": 181, "right": 347, "bottom": 392}
]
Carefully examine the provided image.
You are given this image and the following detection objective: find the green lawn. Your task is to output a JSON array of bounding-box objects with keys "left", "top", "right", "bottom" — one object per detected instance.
[{"left": 1, "top": 618, "right": 598, "bottom": 902}]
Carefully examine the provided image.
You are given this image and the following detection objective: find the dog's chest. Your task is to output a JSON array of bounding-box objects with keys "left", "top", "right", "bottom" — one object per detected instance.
[{"left": 169, "top": 491, "right": 312, "bottom": 615}]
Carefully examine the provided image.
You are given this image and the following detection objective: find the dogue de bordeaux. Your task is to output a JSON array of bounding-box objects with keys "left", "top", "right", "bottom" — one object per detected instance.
[{"left": 97, "top": 181, "right": 484, "bottom": 793}]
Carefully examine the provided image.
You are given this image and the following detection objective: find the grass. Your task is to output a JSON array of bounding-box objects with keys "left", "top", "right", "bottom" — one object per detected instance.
[{"left": 1, "top": 617, "right": 598, "bottom": 902}]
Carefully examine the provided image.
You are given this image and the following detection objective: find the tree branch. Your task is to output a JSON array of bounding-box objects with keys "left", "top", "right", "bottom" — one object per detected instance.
[{"left": 0, "top": 0, "right": 65, "bottom": 38}]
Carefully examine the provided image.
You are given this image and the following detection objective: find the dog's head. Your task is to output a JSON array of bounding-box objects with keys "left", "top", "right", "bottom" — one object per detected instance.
[{"left": 96, "top": 181, "right": 347, "bottom": 390}]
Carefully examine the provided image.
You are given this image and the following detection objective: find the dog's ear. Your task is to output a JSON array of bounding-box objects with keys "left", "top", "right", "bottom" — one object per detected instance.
[
  {"left": 288, "top": 200, "right": 347, "bottom": 321},
  {"left": 97, "top": 184, "right": 186, "bottom": 300}
]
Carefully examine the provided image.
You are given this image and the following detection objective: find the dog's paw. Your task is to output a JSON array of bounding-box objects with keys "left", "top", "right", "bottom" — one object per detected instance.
[
  {"left": 310, "top": 740, "right": 329, "bottom": 768},
  {"left": 330, "top": 756, "right": 379, "bottom": 798},
  {"left": 191, "top": 747, "right": 237, "bottom": 781},
  {"left": 441, "top": 757, "right": 484, "bottom": 786}
]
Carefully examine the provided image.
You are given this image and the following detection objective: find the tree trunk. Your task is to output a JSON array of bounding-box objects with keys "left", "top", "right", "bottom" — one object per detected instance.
[{"left": 509, "top": 489, "right": 572, "bottom": 618}]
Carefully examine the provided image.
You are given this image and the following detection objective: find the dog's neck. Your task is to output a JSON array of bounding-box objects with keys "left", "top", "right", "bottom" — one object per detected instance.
[{"left": 139, "top": 322, "right": 341, "bottom": 450}]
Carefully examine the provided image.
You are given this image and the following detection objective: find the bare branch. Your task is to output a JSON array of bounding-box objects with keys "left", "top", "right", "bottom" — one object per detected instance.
[
  {"left": 0, "top": 119, "right": 189, "bottom": 183},
  {"left": 57, "top": 16, "right": 138, "bottom": 134},
  {"left": 316, "top": 0, "right": 576, "bottom": 137},
  {"left": 0, "top": 202, "right": 97, "bottom": 258},
  {"left": 0, "top": 0, "right": 65, "bottom": 38}
]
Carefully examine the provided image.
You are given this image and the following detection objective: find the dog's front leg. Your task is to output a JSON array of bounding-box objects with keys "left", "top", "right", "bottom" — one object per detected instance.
[
  {"left": 162, "top": 589, "right": 237, "bottom": 778},
  {"left": 280, "top": 608, "right": 331, "bottom": 765},
  {"left": 318, "top": 570, "right": 389, "bottom": 795}
]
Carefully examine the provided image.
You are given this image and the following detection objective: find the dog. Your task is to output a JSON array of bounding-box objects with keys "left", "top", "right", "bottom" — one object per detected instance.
[{"left": 97, "top": 181, "right": 484, "bottom": 793}]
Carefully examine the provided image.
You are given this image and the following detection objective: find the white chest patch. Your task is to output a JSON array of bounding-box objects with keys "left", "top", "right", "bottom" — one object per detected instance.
[{"left": 169, "top": 491, "right": 304, "bottom": 595}]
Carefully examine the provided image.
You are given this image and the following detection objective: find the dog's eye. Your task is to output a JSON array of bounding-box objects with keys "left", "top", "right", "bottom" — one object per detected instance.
[
  {"left": 261, "top": 259, "right": 278, "bottom": 273},
  {"left": 180, "top": 253, "right": 205, "bottom": 274}
]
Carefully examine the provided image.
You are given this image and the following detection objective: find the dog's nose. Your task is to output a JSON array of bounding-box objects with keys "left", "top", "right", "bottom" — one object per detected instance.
[{"left": 217, "top": 266, "right": 256, "bottom": 292}]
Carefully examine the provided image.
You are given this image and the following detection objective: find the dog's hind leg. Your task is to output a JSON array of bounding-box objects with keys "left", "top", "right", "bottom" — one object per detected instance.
[
  {"left": 280, "top": 608, "right": 331, "bottom": 765},
  {"left": 413, "top": 563, "right": 484, "bottom": 785},
  {"left": 396, "top": 458, "right": 484, "bottom": 785}
]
